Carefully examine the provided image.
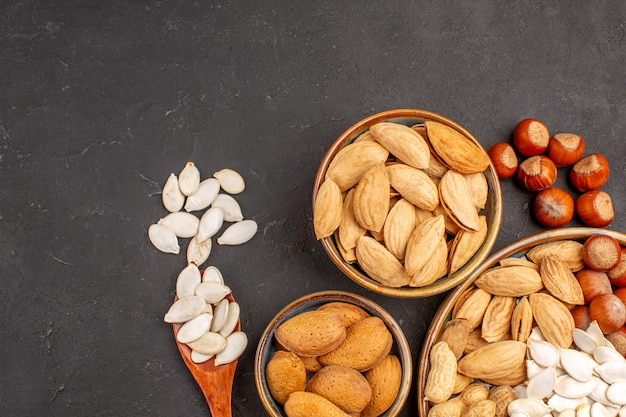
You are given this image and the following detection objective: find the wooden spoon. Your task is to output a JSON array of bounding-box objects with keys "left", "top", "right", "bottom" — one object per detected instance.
[{"left": 172, "top": 293, "right": 240, "bottom": 417}]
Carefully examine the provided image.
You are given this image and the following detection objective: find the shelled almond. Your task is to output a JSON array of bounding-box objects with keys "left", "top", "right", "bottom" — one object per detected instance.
[{"left": 314, "top": 121, "right": 491, "bottom": 288}]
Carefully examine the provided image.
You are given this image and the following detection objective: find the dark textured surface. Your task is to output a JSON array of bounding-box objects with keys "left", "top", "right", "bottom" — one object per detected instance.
[{"left": 0, "top": 1, "right": 624, "bottom": 416}]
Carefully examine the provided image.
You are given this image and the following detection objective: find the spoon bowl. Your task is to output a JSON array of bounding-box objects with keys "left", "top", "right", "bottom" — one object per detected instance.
[{"left": 172, "top": 293, "right": 240, "bottom": 417}]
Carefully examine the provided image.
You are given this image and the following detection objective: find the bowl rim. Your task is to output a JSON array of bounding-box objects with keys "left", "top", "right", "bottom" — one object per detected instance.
[
  {"left": 416, "top": 226, "right": 626, "bottom": 416},
  {"left": 254, "top": 290, "right": 413, "bottom": 417},
  {"left": 312, "top": 108, "right": 503, "bottom": 298}
]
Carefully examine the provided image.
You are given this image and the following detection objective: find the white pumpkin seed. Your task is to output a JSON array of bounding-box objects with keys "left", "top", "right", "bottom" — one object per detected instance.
[
  {"left": 164, "top": 295, "right": 206, "bottom": 323},
  {"left": 186, "top": 331, "right": 227, "bottom": 355},
  {"left": 554, "top": 375, "right": 599, "bottom": 399},
  {"left": 176, "top": 264, "right": 202, "bottom": 299},
  {"left": 176, "top": 313, "right": 213, "bottom": 344},
  {"left": 594, "top": 346, "right": 626, "bottom": 365},
  {"left": 529, "top": 327, "right": 547, "bottom": 342},
  {"left": 560, "top": 348, "right": 595, "bottom": 382},
  {"left": 574, "top": 328, "right": 600, "bottom": 354},
  {"left": 162, "top": 173, "right": 185, "bottom": 212},
  {"left": 527, "top": 366, "right": 556, "bottom": 399},
  {"left": 558, "top": 409, "right": 576, "bottom": 417},
  {"left": 586, "top": 321, "right": 608, "bottom": 347},
  {"left": 589, "top": 380, "right": 613, "bottom": 407},
  {"left": 576, "top": 404, "right": 592, "bottom": 417},
  {"left": 187, "top": 236, "right": 212, "bottom": 266},
  {"left": 202, "top": 266, "right": 224, "bottom": 284},
  {"left": 606, "top": 382, "right": 626, "bottom": 405},
  {"left": 526, "top": 359, "right": 545, "bottom": 379},
  {"left": 184, "top": 178, "right": 220, "bottom": 212},
  {"left": 547, "top": 394, "right": 586, "bottom": 413},
  {"left": 512, "top": 384, "right": 527, "bottom": 400},
  {"left": 190, "top": 350, "right": 214, "bottom": 364},
  {"left": 157, "top": 211, "right": 199, "bottom": 238},
  {"left": 529, "top": 339, "right": 560, "bottom": 368},
  {"left": 219, "top": 301, "right": 240, "bottom": 337},
  {"left": 595, "top": 361, "right": 626, "bottom": 384},
  {"left": 211, "top": 298, "right": 229, "bottom": 333},
  {"left": 178, "top": 162, "right": 201, "bottom": 196},
  {"left": 217, "top": 220, "right": 257, "bottom": 245},
  {"left": 148, "top": 224, "right": 180, "bottom": 254},
  {"left": 211, "top": 194, "right": 243, "bottom": 222},
  {"left": 590, "top": 402, "right": 613, "bottom": 417},
  {"left": 195, "top": 281, "right": 231, "bottom": 304},
  {"left": 214, "top": 331, "right": 247, "bottom": 366},
  {"left": 197, "top": 207, "right": 224, "bottom": 243},
  {"left": 213, "top": 168, "right": 245, "bottom": 194},
  {"left": 507, "top": 398, "right": 553, "bottom": 417}
]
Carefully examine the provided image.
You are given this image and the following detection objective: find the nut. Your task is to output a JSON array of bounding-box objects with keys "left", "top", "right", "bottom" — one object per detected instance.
[{"left": 424, "top": 341, "right": 457, "bottom": 404}]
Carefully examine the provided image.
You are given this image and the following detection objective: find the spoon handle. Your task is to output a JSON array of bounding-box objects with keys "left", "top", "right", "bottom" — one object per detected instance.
[{"left": 198, "top": 361, "right": 237, "bottom": 417}]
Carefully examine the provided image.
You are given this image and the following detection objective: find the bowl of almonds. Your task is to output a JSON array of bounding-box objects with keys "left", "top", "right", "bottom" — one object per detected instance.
[
  {"left": 417, "top": 227, "right": 626, "bottom": 417},
  {"left": 313, "top": 109, "right": 503, "bottom": 297},
  {"left": 254, "top": 290, "right": 412, "bottom": 417}
]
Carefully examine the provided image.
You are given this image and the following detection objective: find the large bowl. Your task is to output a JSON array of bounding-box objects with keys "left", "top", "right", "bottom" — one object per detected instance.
[
  {"left": 416, "top": 227, "right": 626, "bottom": 416},
  {"left": 255, "top": 290, "right": 412, "bottom": 417},
  {"left": 313, "top": 109, "right": 503, "bottom": 298}
]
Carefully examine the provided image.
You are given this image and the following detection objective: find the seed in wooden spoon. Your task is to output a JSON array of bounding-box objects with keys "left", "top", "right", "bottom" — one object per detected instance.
[
  {"left": 195, "top": 281, "right": 231, "bottom": 304},
  {"left": 213, "top": 168, "right": 245, "bottom": 194},
  {"left": 202, "top": 266, "right": 224, "bottom": 284},
  {"left": 187, "top": 331, "right": 227, "bottom": 355},
  {"left": 214, "top": 331, "right": 247, "bottom": 366},
  {"left": 197, "top": 207, "right": 224, "bottom": 243},
  {"left": 187, "top": 236, "right": 212, "bottom": 265},
  {"left": 148, "top": 224, "right": 180, "bottom": 254},
  {"left": 164, "top": 295, "right": 206, "bottom": 323},
  {"left": 190, "top": 350, "right": 214, "bottom": 364},
  {"left": 211, "top": 298, "right": 230, "bottom": 333},
  {"left": 219, "top": 302, "right": 240, "bottom": 337},
  {"left": 162, "top": 173, "right": 185, "bottom": 212},
  {"left": 178, "top": 162, "right": 201, "bottom": 196},
  {"left": 158, "top": 211, "right": 200, "bottom": 238},
  {"left": 217, "top": 220, "right": 258, "bottom": 245},
  {"left": 184, "top": 178, "right": 220, "bottom": 212},
  {"left": 176, "top": 313, "right": 213, "bottom": 344},
  {"left": 211, "top": 194, "right": 243, "bottom": 222},
  {"left": 176, "top": 264, "right": 202, "bottom": 298}
]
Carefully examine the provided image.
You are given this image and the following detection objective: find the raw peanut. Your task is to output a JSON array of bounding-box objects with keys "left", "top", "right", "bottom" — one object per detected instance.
[
  {"left": 452, "top": 287, "right": 492, "bottom": 330},
  {"left": 539, "top": 254, "right": 585, "bottom": 305},
  {"left": 488, "top": 385, "right": 516, "bottom": 417},
  {"left": 460, "top": 381, "right": 490, "bottom": 406},
  {"left": 474, "top": 265, "right": 544, "bottom": 297},
  {"left": 265, "top": 351, "right": 306, "bottom": 405},
  {"left": 325, "top": 141, "right": 390, "bottom": 192},
  {"left": 387, "top": 163, "right": 439, "bottom": 210},
  {"left": 427, "top": 395, "right": 466, "bottom": 417},
  {"left": 424, "top": 341, "right": 457, "bottom": 404},
  {"left": 353, "top": 162, "right": 390, "bottom": 232},
  {"left": 369, "top": 122, "right": 431, "bottom": 169},
  {"left": 457, "top": 340, "right": 526, "bottom": 383},
  {"left": 510, "top": 296, "right": 533, "bottom": 343},
  {"left": 465, "top": 399, "right": 496, "bottom": 417},
  {"left": 425, "top": 120, "right": 491, "bottom": 174},
  {"left": 438, "top": 318, "right": 470, "bottom": 360},
  {"left": 313, "top": 178, "right": 343, "bottom": 239},
  {"left": 480, "top": 296, "right": 516, "bottom": 343}
]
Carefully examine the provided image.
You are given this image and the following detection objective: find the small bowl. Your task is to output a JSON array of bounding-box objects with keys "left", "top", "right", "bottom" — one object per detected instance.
[
  {"left": 255, "top": 290, "right": 412, "bottom": 417},
  {"left": 313, "top": 109, "right": 503, "bottom": 298},
  {"left": 416, "top": 227, "right": 626, "bottom": 416}
]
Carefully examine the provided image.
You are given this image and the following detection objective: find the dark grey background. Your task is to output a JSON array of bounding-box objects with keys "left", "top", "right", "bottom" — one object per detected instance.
[{"left": 1, "top": 1, "right": 624, "bottom": 416}]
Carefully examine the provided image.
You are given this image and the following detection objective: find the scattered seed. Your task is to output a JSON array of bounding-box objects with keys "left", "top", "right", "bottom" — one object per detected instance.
[
  {"left": 178, "top": 162, "right": 201, "bottom": 196},
  {"left": 197, "top": 207, "right": 224, "bottom": 243},
  {"left": 187, "top": 236, "right": 212, "bottom": 266},
  {"left": 217, "top": 220, "right": 258, "bottom": 245},
  {"left": 158, "top": 211, "right": 200, "bottom": 238},
  {"left": 148, "top": 224, "right": 180, "bottom": 254},
  {"left": 213, "top": 168, "right": 245, "bottom": 194},
  {"left": 176, "top": 264, "right": 202, "bottom": 299},
  {"left": 162, "top": 173, "right": 185, "bottom": 212},
  {"left": 184, "top": 178, "right": 220, "bottom": 212},
  {"left": 211, "top": 194, "right": 244, "bottom": 222}
]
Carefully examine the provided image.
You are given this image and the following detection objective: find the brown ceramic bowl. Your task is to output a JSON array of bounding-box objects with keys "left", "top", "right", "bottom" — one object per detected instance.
[
  {"left": 255, "top": 290, "right": 412, "bottom": 417},
  {"left": 416, "top": 227, "right": 626, "bottom": 416},
  {"left": 312, "top": 109, "right": 503, "bottom": 298}
]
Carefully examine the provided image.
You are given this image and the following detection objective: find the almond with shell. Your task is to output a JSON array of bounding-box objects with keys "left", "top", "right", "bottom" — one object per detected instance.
[
  {"left": 353, "top": 162, "right": 390, "bottom": 233},
  {"left": 439, "top": 170, "right": 480, "bottom": 231},
  {"left": 539, "top": 254, "right": 585, "bottom": 305},
  {"left": 387, "top": 163, "right": 439, "bottom": 211},
  {"left": 529, "top": 292, "right": 575, "bottom": 348},
  {"left": 355, "top": 236, "right": 410, "bottom": 288},
  {"left": 474, "top": 265, "right": 544, "bottom": 297},
  {"left": 325, "top": 141, "right": 390, "bottom": 192},
  {"left": 457, "top": 340, "right": 527, "bottom": 383},
  {"left": 369, "top": 122, "right": 431, "bottom": 169},
  {"left": 313, "top": 178, "right": 343, "bottom": 240},
  {"left": 425, "top": 120, "right": 490, "bottom": 174}
]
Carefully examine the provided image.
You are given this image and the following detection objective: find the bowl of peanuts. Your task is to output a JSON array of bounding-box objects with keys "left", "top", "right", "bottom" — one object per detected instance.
[
  {"left": 312, "top": 109, "right": 503, "bottom": 298},
  {"left": 417, "top": 227, "right": 626, "bottom": 417}
]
